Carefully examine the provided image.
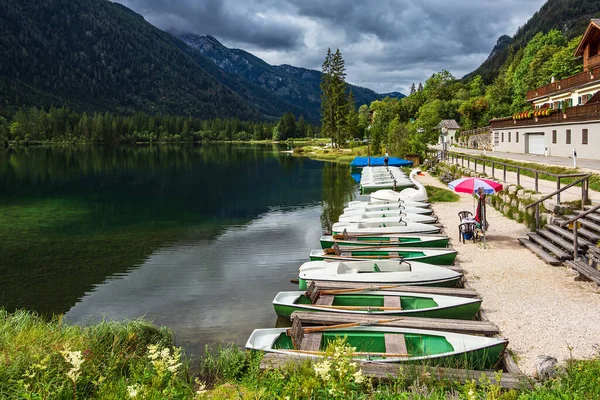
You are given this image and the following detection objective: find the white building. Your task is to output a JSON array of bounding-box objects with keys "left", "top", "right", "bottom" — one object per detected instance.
[
  {"left": 437, "top": 120, "right": 461, "bottom": 145},
  {"left": 491, "top": 20, "right": 600, "bottom": 158}
]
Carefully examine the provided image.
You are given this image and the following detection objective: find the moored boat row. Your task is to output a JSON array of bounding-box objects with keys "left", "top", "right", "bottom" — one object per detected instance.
[{"left": 245, "top": 168, "right": 508, "bottom": 370}]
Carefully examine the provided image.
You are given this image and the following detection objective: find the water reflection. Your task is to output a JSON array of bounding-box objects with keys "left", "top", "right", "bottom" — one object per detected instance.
[{"left": 0, "top": 144, "right": 357, "bottom": 352}]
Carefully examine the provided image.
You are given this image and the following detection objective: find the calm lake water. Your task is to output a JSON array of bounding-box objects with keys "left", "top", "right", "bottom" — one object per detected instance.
[{"left": 0, "top": 144, "right": 358, "bottom": 354}]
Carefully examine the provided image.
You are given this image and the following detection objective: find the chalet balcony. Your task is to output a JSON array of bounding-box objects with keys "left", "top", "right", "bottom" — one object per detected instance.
[
  {"left": 588, "top": 54, "right": 600, "bottom": 70},
  {"left": 490, "top": 102, "right": 600, "bottom": 130},
  {"left": 526, "top": 70, "right": 600, "bottom": 101}
]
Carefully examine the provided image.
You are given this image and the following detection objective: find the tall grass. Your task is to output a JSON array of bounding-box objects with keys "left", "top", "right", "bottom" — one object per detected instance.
[{"left": 2, "top": 309, "right": 600, "bottom": 399}]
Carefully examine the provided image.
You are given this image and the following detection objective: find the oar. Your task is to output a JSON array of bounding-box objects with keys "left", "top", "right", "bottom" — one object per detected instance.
[
  {"left": 310, "top": 305, "right": 402, "bottom": 311},
  {"left": 319, "top": 285, "right": 408, "bottom": 295},
  {"left": 287, "top": 349, "right": 409, "bottom": 357},
  {"left": 326, "top": 254, "right": 405, "bottom": 260},
  {"left": 302, "top": 317, "right": 404, "bottom": 334}
]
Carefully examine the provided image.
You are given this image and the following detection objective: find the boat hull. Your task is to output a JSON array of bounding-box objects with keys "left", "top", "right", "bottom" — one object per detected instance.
[
  {"left": 273, "top": 291, "right": 482, "bottom": 320},
  {"left": 309, "top": 248, "right": 457, "bottom": 265},
  {"left": 246, "top": 326, "right": 507, "bottom": 370},
  {"left": 319, "top": 235, "right": 450, "bottom": 249}
]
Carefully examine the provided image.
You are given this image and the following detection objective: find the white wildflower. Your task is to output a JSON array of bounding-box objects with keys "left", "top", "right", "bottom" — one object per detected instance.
[
  {"left": 127, "top": 384, "right": 140, "bottom": 398},
  {"left": 195, "top": 378, "right": 207, "bottom": 395},
  {"left": 313, "top": 359, "right": 332, "bottom": 381},
  {"left": 61, "top": 350, "right": 84, "bottom": 383},
  {"left": 353, "top": 369, "right": 365, "bottom": 384}
]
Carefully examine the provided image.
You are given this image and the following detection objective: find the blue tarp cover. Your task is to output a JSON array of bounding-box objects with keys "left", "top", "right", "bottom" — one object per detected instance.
[{"left": 350, "top": 156, "right": 414, "bottom": 168}]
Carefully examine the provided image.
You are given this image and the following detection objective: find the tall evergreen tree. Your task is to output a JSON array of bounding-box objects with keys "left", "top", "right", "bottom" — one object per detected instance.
[
  {"left": 417, "top": 82, "right": 424, "bottom": 92},
  {"left": 410, "top": 83, "right": 416, "bottom": 95},
  {"left": 320, "top": 48, "right": 348, "bottom": 146}
]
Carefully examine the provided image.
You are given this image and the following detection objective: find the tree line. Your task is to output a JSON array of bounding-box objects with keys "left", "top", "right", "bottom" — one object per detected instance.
[
  {"left": 318, "top": 29, "right": 584, "bottom": 158},
  {"left": 0, "top": 107, "right": 319, "bottom": 145}
]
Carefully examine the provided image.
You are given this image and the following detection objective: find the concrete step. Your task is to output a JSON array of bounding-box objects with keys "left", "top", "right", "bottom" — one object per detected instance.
[
  {"left": 518, "top": 238, "right": 562, "bottom": 266},
  {"left": 527, "top": 233, "right": 572, "bottom": 260},
  {"left": 546, "top": 225, "right": 593, "bottom": 247},
  {"left": 537, "top": 229, "right": 586, "bottom": 251}
]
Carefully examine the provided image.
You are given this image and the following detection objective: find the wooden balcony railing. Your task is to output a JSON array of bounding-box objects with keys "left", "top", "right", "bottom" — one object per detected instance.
[
  {"left": 526, "top": 70, "right": 599, "bottom": 101},
  {"left": 490, "top": 102, "right": 600, "bottom": 129},
  {"left": 588, "top": 54, "right": 600, "bottom": 70}
]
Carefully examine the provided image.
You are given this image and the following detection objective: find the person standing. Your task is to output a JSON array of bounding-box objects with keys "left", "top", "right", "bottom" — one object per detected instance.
[{"left": 384, "top": 150, "right": 389, "bottom": 167}]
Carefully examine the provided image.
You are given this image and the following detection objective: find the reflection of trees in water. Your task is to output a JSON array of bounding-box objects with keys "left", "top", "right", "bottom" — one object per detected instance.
[{"left": 320, "top": 163, "right": 356, "bottom": 233}]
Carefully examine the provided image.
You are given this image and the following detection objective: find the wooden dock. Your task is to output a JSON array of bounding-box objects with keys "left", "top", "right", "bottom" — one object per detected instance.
[
  {"left": 260, "top": 353, "right": 533, "bottom": 390},
  {"left": 291, "top": 312, "right": 500, "bottom": 336}
]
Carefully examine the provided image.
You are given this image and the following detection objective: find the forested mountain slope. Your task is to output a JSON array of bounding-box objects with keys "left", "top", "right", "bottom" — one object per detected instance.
[
  {"left": 0, "top": 0, "right": 259, "bottom": 119},
  {"left": 466, "top": 0, "right": 600, "bottom": 83}
]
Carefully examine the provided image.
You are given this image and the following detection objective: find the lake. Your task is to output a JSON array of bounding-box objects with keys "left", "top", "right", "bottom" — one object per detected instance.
[{"left": 0, "top": 144, "right": 358, "bottom": 354}]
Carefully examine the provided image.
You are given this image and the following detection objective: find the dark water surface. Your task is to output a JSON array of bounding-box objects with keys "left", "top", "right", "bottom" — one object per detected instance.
[{"left": 0, "top": 144, "right": 357, "bottom": 354}]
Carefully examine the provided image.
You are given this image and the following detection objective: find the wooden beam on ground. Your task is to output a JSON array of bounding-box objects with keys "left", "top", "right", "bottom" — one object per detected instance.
[
  {"left": 259, "top": 353, "right": 533, "bottom": 390},
  {"left": 310, "top": 281, "right": 479, "bottom": 298},
  {"left": 291, "top": 312, "right": 499, "bottom": 336}
]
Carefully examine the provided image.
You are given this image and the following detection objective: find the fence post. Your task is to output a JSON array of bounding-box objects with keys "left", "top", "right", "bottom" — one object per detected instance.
[
  {"left": 503, "top": 165, "right": 507, "bottom": 182},
  {"left": 483, "top": 160, "right": 486, "bottom": 175},
  {"left": 492, "top": 162, "right": 495, "bottom": 179},
  {"left": 517, "top": 168, "right": 520, "bottom": 186},
  {"left": 556, "top": 178, "right": 561, "bottom": 204},
  {"left": 582, "top": 177, "right": 588, "bottom": 210},
  {"left": 535, "top": 171, "right": 539, "bottom": 192},
  {"left": 573, "top": 222, "right": 579, "bottom": 260},
  {"left": 462, "top": 156, "right": 464, "bottom": 167},
  {"left": 468, "top": 157, "right": 470, "bottom": 169},
  {"left": 535, "top": 204, "right": 540, "bottom": 230},
  {"left": 474, "top": 159, "right": 477, "bottom": 173}
]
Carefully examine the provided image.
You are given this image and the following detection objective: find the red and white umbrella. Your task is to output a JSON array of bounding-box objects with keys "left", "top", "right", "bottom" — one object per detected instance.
[{"left": 448, "top": 177, "right": 503, "bottom": 195}]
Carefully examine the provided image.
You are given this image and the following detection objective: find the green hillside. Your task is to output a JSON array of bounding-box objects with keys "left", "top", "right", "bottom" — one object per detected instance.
[
  {"left": 0, "top": 0, "right": 258, "bottom": 119},
  {"left": 467, "top": 0, "right": 600, "bottom": 83}
]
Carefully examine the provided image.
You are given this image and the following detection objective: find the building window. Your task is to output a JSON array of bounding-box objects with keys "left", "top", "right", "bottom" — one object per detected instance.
[
  {"left": 566, "top": 129, "right": 571, "bottom": 144},
  {"left": 501, "top": 132, "right": 504, "bottom": 142},
  {"left": 583, "top": 129, "right": 588, "bottom": 145},
  {"left": 494, "top": 132, "right": 499, "bottom": 146},
  {"left": 516, "top": 132, "right": 519, "bottom": 143},
  {"left": 552, "top": 130, "right": 557, "bottom": 144},
  {"left": 508, "top": 132, "right": 511, "bottom": 142},
  {"left": 578, "top": 96, "right": 582, "bottom": 105}
]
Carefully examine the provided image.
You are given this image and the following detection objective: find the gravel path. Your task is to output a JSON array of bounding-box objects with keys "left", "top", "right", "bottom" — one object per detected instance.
[{"left": 420, "top": 173, "right": 600, "bottom": 375}]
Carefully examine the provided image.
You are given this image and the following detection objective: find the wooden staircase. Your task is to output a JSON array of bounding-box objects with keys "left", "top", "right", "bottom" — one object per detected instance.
[{"left": 518, "top": 206, "right": 600, "bottom": 284}]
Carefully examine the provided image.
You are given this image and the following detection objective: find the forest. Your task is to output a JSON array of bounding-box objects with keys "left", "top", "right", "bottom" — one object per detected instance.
[{"left": 0, "top": 108, "right": 317, "bottom": 145}]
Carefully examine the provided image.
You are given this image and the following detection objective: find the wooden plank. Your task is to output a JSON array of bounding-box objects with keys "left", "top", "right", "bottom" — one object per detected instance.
[
  {"left": 385, "top": 333, "right": 407, "bottom": 354},
  {"left": 315, "top": 295, "right": 334, "bottom": 306},
  {"left": 518, "top": 238, "right": 561, "bottom": 265},
  {"left": 310, "top": 281, "right": 478, "bottom": 298},
  {"left": 546, "top": 225, "right": 593, "bottom": 247},
  {"left": 527, "top": 233, "right": 571, "bottom": 260},
  {"left": 566, "top": 260, "right": 600, "bottom": 285},
  {"left": 291, "top": 312, "right": 499, "bottom": 336},
  {"left": 300, "top": 332, "right": 322, "bottom": 351},
  {"left": 383, "top": 296, "right": 401, "bottom": 308},
  {"left": 259, "top": 353, "right": 533, "bottom": 390}
]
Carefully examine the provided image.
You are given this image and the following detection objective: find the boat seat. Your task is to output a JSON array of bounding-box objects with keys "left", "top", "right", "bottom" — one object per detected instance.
[
  {"left": 300, "top": 332, "right": 323, "bottom": 351},
  {"left": 383, "top": 296, "right": 401, "bottom": 309},
  {"left": 315, "top": 295, "right": 334, "bottom": 306},
  {"left": 388, "top": 252, "right": 400, "bottom": 258},
  {"left": 385, "top": 333, "right": 408, "bottom": 355}
]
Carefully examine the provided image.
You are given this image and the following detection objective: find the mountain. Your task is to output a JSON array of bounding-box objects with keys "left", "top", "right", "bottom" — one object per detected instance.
[
  {"left": 0, "top": 0, "right": 260, "bottom": 120},
  {"left": 177, "top": 34, "right": 400, "bottom": 122},
  {"left": 466, "top": 0, "right": 600, "bottom": 83},
  {"left": 379, "top": 92, "right": 407, "bottom": 100}
]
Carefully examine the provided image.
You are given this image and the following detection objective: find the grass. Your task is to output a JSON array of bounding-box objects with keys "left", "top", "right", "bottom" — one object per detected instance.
[
  {"left": 426, "top": 185, "right": 460, "bottom": 203},
  {"left": 2, "top": 309, "right": 600, "bottom": 399},
  {"left": 293, "top": 144, "right": 376, "bottom": 164}
]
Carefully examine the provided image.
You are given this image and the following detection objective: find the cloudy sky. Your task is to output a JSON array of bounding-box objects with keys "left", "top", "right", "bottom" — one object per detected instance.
[{"left": 117, "top": 0, "right": 547, "bottom": 94}]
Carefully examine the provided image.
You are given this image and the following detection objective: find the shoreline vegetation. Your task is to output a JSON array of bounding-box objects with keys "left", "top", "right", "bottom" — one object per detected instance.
[{"left": 2, "top": 309, "right": 600, "bottom": 399}]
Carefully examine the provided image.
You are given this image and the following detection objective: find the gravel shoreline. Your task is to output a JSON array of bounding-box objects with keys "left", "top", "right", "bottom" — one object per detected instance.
[{"left": 421, "top": 173, "right": 600, "bottom": 375}]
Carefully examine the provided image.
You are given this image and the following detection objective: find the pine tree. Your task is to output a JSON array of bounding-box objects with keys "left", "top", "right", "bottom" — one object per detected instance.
[
  {"left": 418, "top": 82, "right": 424, "bottom": 92},
  {"left": 410, "top": 83, "right": 416, "bottom": 95},
  {"left": 320, "top": 48, "right": 348, "bottom": 146}
]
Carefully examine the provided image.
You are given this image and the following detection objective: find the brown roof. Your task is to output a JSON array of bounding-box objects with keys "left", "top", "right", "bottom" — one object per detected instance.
[
  {"left": 438, "top": 120, "right": 460, "bottom": 129},
  {"left": 574, "top": 19, "right": 600, "bottom": 57}
]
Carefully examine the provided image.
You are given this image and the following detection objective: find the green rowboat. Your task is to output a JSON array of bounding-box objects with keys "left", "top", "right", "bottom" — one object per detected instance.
[
  {"left": 246, "top": 325, "right": 507, "bottom": 370},
  {"left": 309, "top": 247, "right": 457, "bottom": 265},
  {"left": 320, "top": 234, "right": 450, "bottom": 249},
  {"left": 273, "top": 290, "right": 482, "bottom": 320}
]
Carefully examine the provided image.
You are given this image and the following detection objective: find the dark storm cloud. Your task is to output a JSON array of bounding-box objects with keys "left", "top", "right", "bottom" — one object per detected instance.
[{"left": 115, "top": 0, "right": 547, "bottom": 93}]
